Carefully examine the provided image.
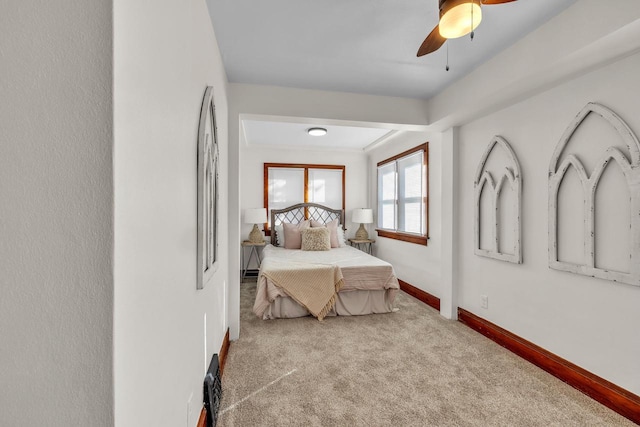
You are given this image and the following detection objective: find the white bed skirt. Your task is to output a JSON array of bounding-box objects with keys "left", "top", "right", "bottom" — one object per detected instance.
[{"left": 261, "top": 288, "right": 397, "bottom": 320}]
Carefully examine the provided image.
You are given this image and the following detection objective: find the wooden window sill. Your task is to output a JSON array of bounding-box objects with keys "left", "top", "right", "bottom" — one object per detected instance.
[{"left": 376, "top": 229, "right": 428, "bottom": 246}]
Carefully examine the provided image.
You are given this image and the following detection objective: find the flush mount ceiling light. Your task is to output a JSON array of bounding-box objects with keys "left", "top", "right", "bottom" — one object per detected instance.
[
  {"left": 417, "top": 0, "right": 517, "bottom": 57},
  {"left": 307, "top": 127, "right": 327, "bottom": 136}
]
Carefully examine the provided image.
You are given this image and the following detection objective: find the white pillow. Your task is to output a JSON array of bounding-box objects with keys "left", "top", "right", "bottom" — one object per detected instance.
[
  {"left": 283, "top": 221, "right": 311, "bottom": 249},
  {"left": 337, "top": 226, "right": 347, "bottom": 247},
  {"left": 275, "top": 224, "right": 284, "bottom": 247}
]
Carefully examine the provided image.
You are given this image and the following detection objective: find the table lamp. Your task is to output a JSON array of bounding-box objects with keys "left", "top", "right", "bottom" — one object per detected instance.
[
  {"left": 352, "top": 208, "right": 373, "bottom": 240},
  {"left": 244, "top": 208, "right": 267, "bottom": 243}
]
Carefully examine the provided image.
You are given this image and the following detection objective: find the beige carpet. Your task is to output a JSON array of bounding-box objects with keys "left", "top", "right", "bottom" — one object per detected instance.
[{"left": 218, "top": 281, "right": 633, "bottom": 426}]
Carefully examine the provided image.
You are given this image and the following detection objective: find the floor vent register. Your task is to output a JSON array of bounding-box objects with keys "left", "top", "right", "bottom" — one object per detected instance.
[{"left": 203, "top": 354, "right": 222, "bottom": 427}]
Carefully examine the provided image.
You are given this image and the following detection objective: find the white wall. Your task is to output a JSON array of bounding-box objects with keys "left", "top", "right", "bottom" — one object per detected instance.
[
  {"left": 455, "top": 51, "right": 640, "bottom": 396},
  {"left": 113, "top": 0, "right": 229, "bottom": 425},
  {"left": 231, "top": 84, "right": 430, "bottom": 129},
  {"left": 240, "top": 143, "right": 369, "bottom": 254},
  {"left": 367, "top": 132, "right": 443, "bottom": 299},
  {"left": 0, "top": 1, "right": 114, "bottom": 425}
]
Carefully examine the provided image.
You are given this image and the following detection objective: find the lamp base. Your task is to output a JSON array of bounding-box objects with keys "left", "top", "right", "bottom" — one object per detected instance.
[
  {"left": 248, "top": 224, "right": 264, "bottom": 244},
  {"left": 355, "top": 223, "right": 369, "bottom": 240}
]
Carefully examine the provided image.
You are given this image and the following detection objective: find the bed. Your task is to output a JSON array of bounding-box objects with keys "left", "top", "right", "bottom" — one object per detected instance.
[{"left": 253, "top": 203, "right": 400, "bottom": 320}]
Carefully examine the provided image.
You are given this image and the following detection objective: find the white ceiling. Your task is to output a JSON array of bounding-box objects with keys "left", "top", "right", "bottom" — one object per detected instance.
[
  {"left": 207, "top": 0, "right": 577, "bottom": 149},
  {"left": 207, "top": 0, "right": 576, "bottom": 100},
  {"left": 243, "top": 120, "right": 393, "bottom": 151}
]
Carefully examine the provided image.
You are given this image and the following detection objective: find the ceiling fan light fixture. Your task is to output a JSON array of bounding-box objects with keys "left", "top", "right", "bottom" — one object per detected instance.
[
  {"left": 307, "top": 127, "right": 327, "bottom": 136},
  {"left": 439, "top": 0, "right": 482, "bottom": 39}
]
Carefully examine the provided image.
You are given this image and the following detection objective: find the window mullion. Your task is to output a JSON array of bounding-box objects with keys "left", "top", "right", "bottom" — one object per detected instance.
[
  {"left": 303, "top": 168, "right": 309, "bottom": 203},
  {"left": 393, "top": 164, "right": 397, "bottom": 232}
]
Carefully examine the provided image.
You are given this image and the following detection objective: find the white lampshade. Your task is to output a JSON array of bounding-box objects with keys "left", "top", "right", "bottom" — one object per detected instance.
[
  {"left": 244, "top": 208, "right": 267, "bottom": 224},
  {"left": 352, "top": 208, "right": 373, "bottom": 224}
]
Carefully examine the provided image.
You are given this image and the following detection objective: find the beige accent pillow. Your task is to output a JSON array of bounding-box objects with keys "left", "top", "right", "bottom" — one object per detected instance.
[
  {"left": 301, "top": 227, "right": 331, "bottom": 251},
  {"left": 283, "top": 220, "right": 310, "bottom": 249},
  {"left": 310, "top": 219, "right": 340, "bottom": 248}
]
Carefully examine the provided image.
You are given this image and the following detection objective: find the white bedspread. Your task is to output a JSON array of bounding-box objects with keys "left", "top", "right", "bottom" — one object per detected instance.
[
  {"left": 253, "top": 245, "right": 400, "bottom": 318},
  {"left": 262, "top": 245, "right": 399, "bottom": 290}
]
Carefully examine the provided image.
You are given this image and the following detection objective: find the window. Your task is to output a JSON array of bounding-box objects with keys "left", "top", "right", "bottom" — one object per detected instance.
[
  {"left": 376, "top": 143, "right": 428, "bottom": 245},
  {"left": 263, "top": 163, "right": 345, "bottom": 235}
]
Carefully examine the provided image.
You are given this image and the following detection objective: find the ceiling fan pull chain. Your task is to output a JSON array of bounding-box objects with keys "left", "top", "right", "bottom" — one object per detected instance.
[
  {"left": 471, "top": 2, "right": 475, "bottom": 40},
  {"left": 446, "top": 44, "right": 450, "bottom": 71}
]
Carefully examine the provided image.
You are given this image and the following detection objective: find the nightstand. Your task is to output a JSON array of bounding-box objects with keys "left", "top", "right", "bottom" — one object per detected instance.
[
  {"left": 241, "top": 240, "right": 266, "bottom": 281},
  {"left": 348, "top": 238, "right": 375, "bottom": 255}
]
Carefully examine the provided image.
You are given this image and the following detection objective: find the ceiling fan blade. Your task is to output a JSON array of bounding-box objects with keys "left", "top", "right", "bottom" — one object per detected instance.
[
  {"left": 417, "top": 25, "right": 446, "bottom": 57},
  {"left": 481, "top": 0, "right": 517, "bottom": 4}
]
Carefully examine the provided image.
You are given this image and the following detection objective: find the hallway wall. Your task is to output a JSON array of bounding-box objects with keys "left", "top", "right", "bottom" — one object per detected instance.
[
  {"left": 0, "top": 0, "right": 114, "bottom": 425},
  {"left": 113, "top": 0, "right": 230, "bottom": 425}
]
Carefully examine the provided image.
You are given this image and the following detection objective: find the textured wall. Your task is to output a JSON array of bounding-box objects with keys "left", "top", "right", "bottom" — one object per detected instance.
[
  {"left": 0, "top": 0, "right": 114, "bottom": 425},
  {"left": 456, "top": 52, "right": 640, "bottom": 395},
  {"left": 113, "top": 0, "right": 229, "bottom": 425}
]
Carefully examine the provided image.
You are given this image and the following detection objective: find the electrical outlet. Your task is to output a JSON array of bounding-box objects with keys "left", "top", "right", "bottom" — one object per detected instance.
[{"left": 481, "top": 295, "right": 489, "bottom": 309}]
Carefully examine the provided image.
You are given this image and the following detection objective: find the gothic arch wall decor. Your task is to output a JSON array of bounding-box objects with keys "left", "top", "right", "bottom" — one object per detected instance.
[
  {"left": 474, "top": 136, "right": 522, "bottom": 263},
  {"left": 197, "top": 86, "right": 220, "bottom": 289},
  {"left": 549, "top": 102, "right": 640, "bottom": 286}
]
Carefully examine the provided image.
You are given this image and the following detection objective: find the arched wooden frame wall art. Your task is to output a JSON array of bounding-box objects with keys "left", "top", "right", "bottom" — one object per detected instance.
[
  {"left": 548, "top": 102, "right": 640, "bottom": 286},
  {"left": 197, "top": 86, "right": 220, "bottom": 289},
  {"left": 474, "top": 136, "right": 522, "bottom": 263}
]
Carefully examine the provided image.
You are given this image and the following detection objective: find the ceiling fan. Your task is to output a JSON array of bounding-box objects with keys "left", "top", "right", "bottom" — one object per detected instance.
[{"left": 417, "top": 0, "right": 517, "bottom": 57}]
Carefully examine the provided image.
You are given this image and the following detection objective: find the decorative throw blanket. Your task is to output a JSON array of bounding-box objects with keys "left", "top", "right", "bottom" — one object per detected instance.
[{"left": 260, "top": 259, "right": 344, "bottom": 321}]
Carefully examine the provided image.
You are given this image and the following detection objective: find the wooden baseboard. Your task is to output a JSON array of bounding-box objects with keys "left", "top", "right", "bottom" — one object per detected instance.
[
  {"left": 219, "top": 328, "right": 230, "bottom": 376},
  {"left": 398, "top": 279, "right": 440, "bottom": 311},
  {"left": 458, "top": 308, "right": 640, "bottom": 424},
  {"left": 197, "top": 408, "right": 207, "bottom": 427}
]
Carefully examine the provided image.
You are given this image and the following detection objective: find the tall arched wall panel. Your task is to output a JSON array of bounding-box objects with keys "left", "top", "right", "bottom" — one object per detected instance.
[
  {"left": 474, "top": 136, "right": 522, "bottom": 264},
  {"left": 548, "top": 103, "right": 640, "bottom": 286}
]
